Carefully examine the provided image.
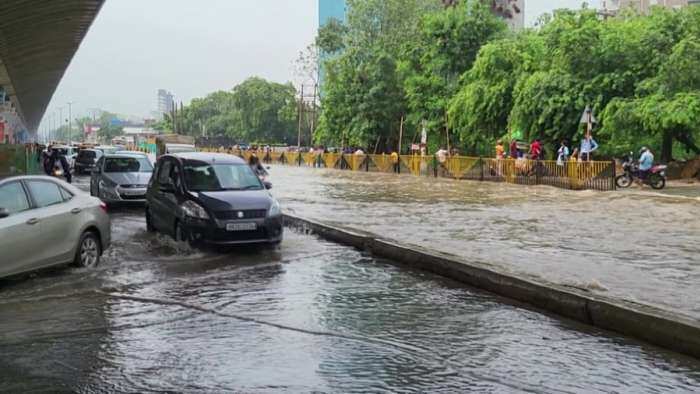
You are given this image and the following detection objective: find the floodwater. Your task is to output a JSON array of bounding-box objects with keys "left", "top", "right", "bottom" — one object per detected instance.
[
  {"left": 270, "top": 165, "right": 700, "bottom": 320},
  {"left": 1, "top": 175, "right": 699, "bottom": 392}
]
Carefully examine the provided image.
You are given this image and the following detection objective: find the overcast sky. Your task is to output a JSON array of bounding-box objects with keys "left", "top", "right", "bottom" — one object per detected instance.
[{"left": 42, "top": 0, "right": 599, "bottom": 128}]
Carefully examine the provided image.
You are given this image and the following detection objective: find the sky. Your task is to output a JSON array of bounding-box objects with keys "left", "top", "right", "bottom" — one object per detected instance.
[{"left": 41, "top": 0, "right": 600, "bottom": 129}]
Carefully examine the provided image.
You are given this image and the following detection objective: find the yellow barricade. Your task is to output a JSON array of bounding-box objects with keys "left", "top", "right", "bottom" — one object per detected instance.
[
  {"left": 323, "top": 153, "right": 341, "bottom": 168},
  {"left": 285, "top": 151, "right": 301, "bottom": 165},
  {"left": 445, "top": 156, "right": 478, "bottom": 179},
  {"left": 369, "top": 154, "right": 394, "bottom": 172},
  {"left": 303, "top": 152, "right": 319, "bottom": 166},
  {"left": 568, "top": 160, "right": 609, "bottom": 189},
  {"left": 400, "top": 155, "right": 431, "bottom": 176},
  {"left": 344, "top": 154, "right": 366, "bottom": 171},
  {"left": 268, "top": 151, "right": 283, "bottom": 162}
]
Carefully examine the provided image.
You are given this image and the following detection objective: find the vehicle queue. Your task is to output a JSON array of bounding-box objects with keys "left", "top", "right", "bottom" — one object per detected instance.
[{"left": 0, "top": 138, "right": 284, "bottom": 280}]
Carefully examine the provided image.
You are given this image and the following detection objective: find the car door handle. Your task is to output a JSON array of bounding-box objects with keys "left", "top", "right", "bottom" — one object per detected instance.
[
  {"left": 71, "top": 208, "right": 82, "bottom": 214},
  {"left": 26, "top": 218, "right": 40, "bottom": 225}
]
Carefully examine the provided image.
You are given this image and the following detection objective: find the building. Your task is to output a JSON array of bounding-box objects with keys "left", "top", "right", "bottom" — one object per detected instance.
[
  {"left": 602, "top": 0, "right": 689, "bottom": 14},
  {"left": 318, "top": 0, "right": 347, "bottom": 90},
  {"left": 491, "top": 0, "right": 524, "bottom": 30},
  {"left": 156, "top": 89, "right": 174, "bottom": 118}
]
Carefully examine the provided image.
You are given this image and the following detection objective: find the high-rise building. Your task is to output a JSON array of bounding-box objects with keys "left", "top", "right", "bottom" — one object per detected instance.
[
  {"left": 491, "top": 0, "right": 524, "bottom": 30},
  {"left": 319, "top": 0, "right": 347, "bottom": 26},
  {"left": 603, "top": 0, "right": 689, "bottom": 14},
  {"left": 157, "top": 89, "right": 174, "bottom": 118},
  {"left": 318, "top": 0, "right": 347, "bottom": 90}
]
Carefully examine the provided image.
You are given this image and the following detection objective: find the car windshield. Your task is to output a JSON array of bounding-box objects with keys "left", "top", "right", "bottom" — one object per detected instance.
[
  {"left": 183, "top": 160, "right": 262, "bottom": 192},
  {"left": 78, "top": 150, "right": 96, "bottom": 159},
  {"left": 104, "top": 157, "right": 153, "bottom": 173}
]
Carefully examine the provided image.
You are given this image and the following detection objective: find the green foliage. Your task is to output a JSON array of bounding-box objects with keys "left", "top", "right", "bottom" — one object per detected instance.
[
  {"left": 179, "top": 77, "right": 299, "bottom": 144},
  {"left": 316, "top": 18, "right": 347, "bottom": 54},
  {"left": 401, "top": 0, "right": 506, "bottom": 142},
  {"left": 310, "top": 2, "right": 700, "bottom": 160},
  {"left": 446, "top": 5, "right": 700, "bottom": 161},
  {"left": 316, "top": 0, "right": 441, "bottom": 150}
]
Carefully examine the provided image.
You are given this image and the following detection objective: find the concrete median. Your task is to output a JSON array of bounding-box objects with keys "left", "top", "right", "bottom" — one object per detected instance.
[{"left": 284, "top": 213, "right": 700, "bottom": 360}]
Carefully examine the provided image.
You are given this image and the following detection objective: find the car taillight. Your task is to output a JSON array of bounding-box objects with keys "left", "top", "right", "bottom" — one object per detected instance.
[{"left": 100, "top": 202, "right": 108, "bottom": 213}]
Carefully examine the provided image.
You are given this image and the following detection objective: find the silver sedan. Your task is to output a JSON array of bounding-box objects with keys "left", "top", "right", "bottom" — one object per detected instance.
[
  {"left": 0, "top": 176, "right": 111, "bottom": 278},
  {"left": 90, "top": 153, "right": 153, "bottom": 204}
]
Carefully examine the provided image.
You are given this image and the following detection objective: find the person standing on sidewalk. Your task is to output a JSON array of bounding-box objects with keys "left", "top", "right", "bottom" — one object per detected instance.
[
  {"left": 579, "top": 133, "right": 599, "bottom": 162},
  {"left": 495, "top": 140, "right": 505, "bottom": 159},
  {"left": 509, "top": 139, "right": 519, "bottom": 158}
]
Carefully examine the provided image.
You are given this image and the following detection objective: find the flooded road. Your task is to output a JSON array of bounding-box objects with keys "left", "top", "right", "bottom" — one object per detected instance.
[
  {"left": 1, "top": 176, "right": 700, "bottom": 392},
  {"left": 269, "top": 165, "right": 700, "bottom": 320}
]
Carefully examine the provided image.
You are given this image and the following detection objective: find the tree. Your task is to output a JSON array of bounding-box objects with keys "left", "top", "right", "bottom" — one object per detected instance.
[
  {"left": 176, "top": 77, "right": 298, "bottom": 144},
  {"left": 316, "top": 0, "right": 441, "bottom": 150},
  {"left": 401, "top": 0, "right": 505, "bottom": 147}
]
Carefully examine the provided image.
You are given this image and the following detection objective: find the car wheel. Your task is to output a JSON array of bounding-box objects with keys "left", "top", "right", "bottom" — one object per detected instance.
[
  {"left": 75, "top": 231, "right": 101, "bottom": 268},
  {"left": 145, "top": 207, "right": 156, "bottom": 233},
  {"left": 174, "top": 221, "right": 187, "bottom": 242}
]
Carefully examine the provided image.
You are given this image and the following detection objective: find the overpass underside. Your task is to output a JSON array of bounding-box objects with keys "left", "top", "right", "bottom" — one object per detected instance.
[{"left": 0, "top": 0, "right": 104, "bottom": 140}]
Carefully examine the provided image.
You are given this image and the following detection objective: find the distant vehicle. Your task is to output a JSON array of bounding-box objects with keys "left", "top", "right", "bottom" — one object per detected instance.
[
  {"left": 74, "top": 149, "right": 103, "bottom": 175},
  {"left": 0, "top": 175, "right": 111, "bottom": 278},
  {"left": 156, "top": 135, "right": 196, "bottom": 158},
  {"left": 95, "top": 145, "right": 120, "bottom": 155},
  {"left": 145, "top": 152, "right": 282, "bottom": 246},
  {"left": 90, "top": 153, "right": 154, "bottom": 204},
  {"left": 50, "top": 145, "right": 78, "bottom": 169}
]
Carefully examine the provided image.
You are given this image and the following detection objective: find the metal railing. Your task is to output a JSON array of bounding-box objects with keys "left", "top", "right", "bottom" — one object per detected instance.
[
  {"left": 0, "top": 144, "right": 42, "bottom": 177},
  {"left": 196, "top": 148, "right": 617, "bottom": 191}
]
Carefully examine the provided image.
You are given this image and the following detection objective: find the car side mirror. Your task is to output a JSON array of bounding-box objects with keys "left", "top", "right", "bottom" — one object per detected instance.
[
  {"left": 0, "top": 208, "right": 9, "bottom": 219},
  {"left": 263, "top": 181, "right": 273, "bottom": 190}
]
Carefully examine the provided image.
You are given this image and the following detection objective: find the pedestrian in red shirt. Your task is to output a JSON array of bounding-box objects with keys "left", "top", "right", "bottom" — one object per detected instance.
[{"left": 529, "top": 139, "right": 542, "bottom": 160}]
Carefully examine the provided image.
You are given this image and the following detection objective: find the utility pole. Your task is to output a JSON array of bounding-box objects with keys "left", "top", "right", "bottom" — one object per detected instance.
[
  {"left": 297, "top": 85, "right": 304, "bottom": 150},
  {"left": 310, "top": 83, "right": 318, "bottom": 144}
]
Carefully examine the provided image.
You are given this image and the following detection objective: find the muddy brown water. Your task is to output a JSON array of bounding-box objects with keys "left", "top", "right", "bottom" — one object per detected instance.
[
  {"left": 0, "top": 175, "right": 698, "bottom": 392},
  {"left": 269, "top": 165, "right": 700, "bottom": 321}
]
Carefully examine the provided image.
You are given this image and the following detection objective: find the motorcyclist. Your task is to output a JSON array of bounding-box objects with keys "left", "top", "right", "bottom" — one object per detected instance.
[
  {"left": 47, "top": 148, "right": 72, "bottom": 183},
  {"left": 638, "top": 147, "right": 654, "bottom": 186}
]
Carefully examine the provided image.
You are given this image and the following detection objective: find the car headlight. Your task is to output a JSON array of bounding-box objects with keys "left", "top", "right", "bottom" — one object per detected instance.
[
  {"left": 268, "top": 199, "right": 281, "bottom": 217},
  {"left": 181, "top": 200, "right": 209, "bottom": 219},
  {"left": 99, "top": 179, "right": 117, "bottom": 189}
]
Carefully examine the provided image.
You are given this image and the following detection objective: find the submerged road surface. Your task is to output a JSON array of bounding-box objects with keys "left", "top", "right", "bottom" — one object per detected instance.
[
  {"left": 0, "top": 176, "right": 699, "bottom": 392},
  {"left": 269, "top": 165, "right": 700, "bottom": 320}
]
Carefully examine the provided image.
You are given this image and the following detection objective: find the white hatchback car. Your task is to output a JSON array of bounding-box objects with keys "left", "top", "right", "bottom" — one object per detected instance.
[{"left": 0, "top": 176, "right": 111, "bottom": 278}]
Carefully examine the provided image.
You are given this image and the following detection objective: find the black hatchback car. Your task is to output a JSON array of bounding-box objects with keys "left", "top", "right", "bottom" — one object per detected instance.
[
  {"left": 74, "top": 149, "right": 103, "bottom": 175},
  {"left": 145, "top": 152, "right": 283, "bottom": 246}
]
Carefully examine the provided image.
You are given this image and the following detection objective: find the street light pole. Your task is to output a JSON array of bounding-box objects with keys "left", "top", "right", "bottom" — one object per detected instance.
[
  {"left": 57, "top": 107, "right": 64, "bottom": 141},
  {"left": 67, "top": 101, "right": 74, "bottom": 143}
]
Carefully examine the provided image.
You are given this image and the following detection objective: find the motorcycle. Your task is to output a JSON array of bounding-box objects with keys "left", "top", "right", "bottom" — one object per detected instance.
[{"left": 616, "top": 153, "right": 667, "bottom": 190}]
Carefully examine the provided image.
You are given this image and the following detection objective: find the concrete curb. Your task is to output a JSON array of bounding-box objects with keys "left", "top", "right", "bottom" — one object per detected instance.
[{"left": 283, "top": 213, "right": 700, "bottom": 360}]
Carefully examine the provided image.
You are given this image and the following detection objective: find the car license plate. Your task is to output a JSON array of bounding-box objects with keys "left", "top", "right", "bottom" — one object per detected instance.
[
  {"left": 121, "top": 189, "right": 144, "bottom": 196},
  {"left": 227, "top": 222, "right": 257, "bottom": 231}
]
